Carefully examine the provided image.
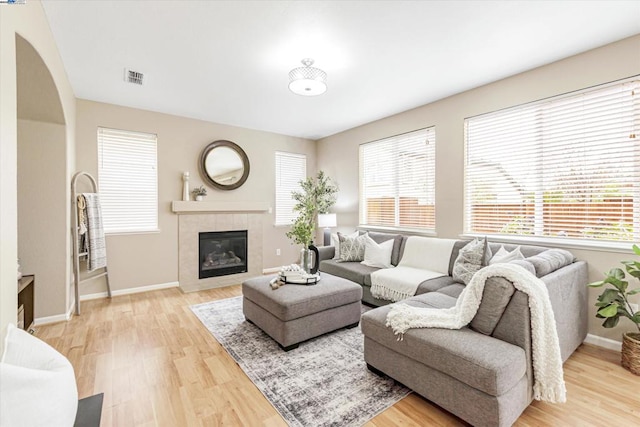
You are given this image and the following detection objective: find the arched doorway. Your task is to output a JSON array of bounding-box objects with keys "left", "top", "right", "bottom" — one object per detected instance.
[{"left": 16, "top": 34, "right": 69, "bottom": 321}]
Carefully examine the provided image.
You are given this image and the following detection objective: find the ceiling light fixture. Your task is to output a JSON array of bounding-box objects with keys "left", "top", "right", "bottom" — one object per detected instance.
[{"left": 288, "top": 58, "right": 327, "bottom": 96}]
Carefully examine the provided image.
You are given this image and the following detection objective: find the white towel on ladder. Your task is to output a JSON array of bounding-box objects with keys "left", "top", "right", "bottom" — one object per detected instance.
[{"left": 82, "top": 193, "right": 107, "bottom": 271}]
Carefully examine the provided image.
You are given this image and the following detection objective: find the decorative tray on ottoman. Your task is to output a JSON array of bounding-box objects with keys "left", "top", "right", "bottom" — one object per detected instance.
[
  {"left": 280, "top": 272, "right": 321, "bottom": 285},
  {"left": 278, "top": 265, "right": 321, "bottom": 285}
]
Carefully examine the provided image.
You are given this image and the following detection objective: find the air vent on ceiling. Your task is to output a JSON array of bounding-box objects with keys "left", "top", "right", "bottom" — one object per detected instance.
[{"left": 124, "top": 68, "right": 144, "bottom": 85}]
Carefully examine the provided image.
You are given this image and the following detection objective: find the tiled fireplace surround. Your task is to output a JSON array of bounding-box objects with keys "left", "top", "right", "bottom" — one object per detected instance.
[{"left": 172, "top": 201, "right": 268, "bottom": 292}]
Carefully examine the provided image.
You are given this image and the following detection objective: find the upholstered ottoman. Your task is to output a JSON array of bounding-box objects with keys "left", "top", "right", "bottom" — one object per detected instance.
[{"left": 242, "top": 273, "right": 363, "bottom": 350}]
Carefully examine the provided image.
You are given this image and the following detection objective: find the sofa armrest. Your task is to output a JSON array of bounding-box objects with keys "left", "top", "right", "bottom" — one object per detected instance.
[
  {"left": 488, "top": 261, "right": 587, "bottom": 362},
  {"left": 486, "top": 259, "right": 588, "bottom": 402},
  {"left": 492, "top": 290, "right": 534, "bottom": 401},
  {"left": 541, "top": 260, "right": 588, "bottom": 362},
  {"left": 317, "top": 245, "right": 335, "bottom": 262}
]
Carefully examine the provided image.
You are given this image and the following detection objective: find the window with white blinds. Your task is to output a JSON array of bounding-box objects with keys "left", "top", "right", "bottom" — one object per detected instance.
[
  {"left": 464, "top": 78, "right": 640, "bottom": 244},
  {"left": 275, "top": 151, "right": 306, "bottom": 226},
  {"left": 97, "top": 127, "right": 158, "bottom": 234},
  {"left": 359, "top": 127, "right": 436, "bottom": 230}
]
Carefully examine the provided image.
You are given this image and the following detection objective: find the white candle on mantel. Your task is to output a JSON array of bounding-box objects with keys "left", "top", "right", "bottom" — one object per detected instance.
[{"left": 182, "top": 172, "right": 190, "bottom": 201}]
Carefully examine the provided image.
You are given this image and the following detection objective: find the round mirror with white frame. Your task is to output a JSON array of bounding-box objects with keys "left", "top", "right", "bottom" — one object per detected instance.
[{"left": 199, "top": 140, "right": 250, "bottom": 190}]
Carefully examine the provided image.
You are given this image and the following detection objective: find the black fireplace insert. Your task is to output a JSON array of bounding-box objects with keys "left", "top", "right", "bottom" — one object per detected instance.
[{"left": 199, "top": 230, "right": 247, "bottom": 279}]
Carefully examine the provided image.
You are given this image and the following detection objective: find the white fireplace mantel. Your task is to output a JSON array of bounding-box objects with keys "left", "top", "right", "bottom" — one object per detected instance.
[{"left": 171, "top": 200, "right": 270, "bottom": 214}]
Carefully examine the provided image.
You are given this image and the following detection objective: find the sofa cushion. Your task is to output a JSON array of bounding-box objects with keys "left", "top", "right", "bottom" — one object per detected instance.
[
  {"left": 470, "top": 277, "right": 517, "bottom": 336},
  {"left": 399, "top": 292, "right": 458, "bottom": 309},
  {"left": 452, "top": 237, "right": 490, "bottom": 284},
  {"left": 436, "top": 283, "right": 466, "bottom": 298},
  {"left": 448, "top": 240, "right": 471, "bottom": 275},
  {"left": 509, "top": 259, "right": 536, "bottom": 275},
  {"left": 527, "top": 249, "right": 575, "bottom": 277},
  {"left": 338, "top": 232, "right": 367, "bottom": 262},
  {"left": 490, "top": 246, "right": 525, "bottom": 264},
  {"left": 361, "top": 299, "right": 527, "bottom": 396},
  {"left": 399, "top": 236, "right": 457, "bottom": 273},
  {"left": 488, "top": 242, "right": 549, "bottom": 258},
  {"left": 365, "top": 231, "right": 405, "bottom": 266},
  {"left": 415, "top": 276, "right": 458, "bottom": 295},
  {"left": 319, "top": 259, "right": 379, "bottom": 285},
  {"left": 361, "top": 234, "right": 394, "bottom": 268},
  {"left": 331, "top": 230, "right": 358, "bottom": 260}
]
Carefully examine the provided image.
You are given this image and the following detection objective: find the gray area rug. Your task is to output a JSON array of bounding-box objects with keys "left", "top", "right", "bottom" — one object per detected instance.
[{"left": 191, "top": 296, "right": 410, "bottom": 427}]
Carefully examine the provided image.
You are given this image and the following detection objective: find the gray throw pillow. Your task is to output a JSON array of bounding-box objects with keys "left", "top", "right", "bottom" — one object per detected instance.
[
  {"left": 527, "top": 249, "right": 575, "bottom": 277},
  {"left": 452, "top": 237, "right": 490, "bottom": 285},
  {"left": 338, "top": 232, "right": 367, "bottom": 262},
  {"left": 509, "top": 259, "right": 536, "bottom": 275}
]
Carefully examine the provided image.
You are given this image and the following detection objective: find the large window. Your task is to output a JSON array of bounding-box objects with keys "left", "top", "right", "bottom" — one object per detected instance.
[
  {"left": 275, "top": 151, "right": 306, "bottom": 226},
  {"left": 464, "top": 78, "right": 640, "bottom": 244},
  {"left": 359, "top": 127, "right": 436, "bottom": 231},
  {"left": 97, "top": 127, "right": 158, "bottom": 233}
]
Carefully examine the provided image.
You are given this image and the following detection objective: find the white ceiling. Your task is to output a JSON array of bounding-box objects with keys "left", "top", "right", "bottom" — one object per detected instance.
[{"left": 41, "top": 1, "right": 640, "bottom": 140}]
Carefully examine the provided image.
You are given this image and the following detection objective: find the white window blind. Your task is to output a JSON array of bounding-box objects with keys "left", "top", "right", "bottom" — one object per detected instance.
[
  {"left": 464, "top": 78, "right": 640, "bottom": 243},
  {"left": 97, "top": 127, "right": 158, "bottom": 233},
  {"left": 359, "top": 127, "right": 436, "bottom": 230},
  {"left": 275, "top": 151, "right": 306, "bottom": 226}
]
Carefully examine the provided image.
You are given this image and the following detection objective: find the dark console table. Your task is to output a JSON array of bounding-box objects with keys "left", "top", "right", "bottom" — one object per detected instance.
[{"left": 18, "top": 275, "right": 34, "bottom": 333}]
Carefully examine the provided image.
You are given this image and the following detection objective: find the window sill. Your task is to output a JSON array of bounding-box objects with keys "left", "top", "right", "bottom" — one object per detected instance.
[
  {"left": 358, "top": 225, "right": 437, "bottom": 237},
  {"left": 105, "top": 229, "right": 161, "bottom": 236},
  {"left": 461, "top": 233, "right": 635, "bottom": 254}
]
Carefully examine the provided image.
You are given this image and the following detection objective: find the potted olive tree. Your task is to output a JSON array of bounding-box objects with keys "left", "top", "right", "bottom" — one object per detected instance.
[
  {"left": 286, "top": 171, "right": 338, "bottom": 273},
  {"left": 589, "top": 244, "right": 640, "bottom": 375}
]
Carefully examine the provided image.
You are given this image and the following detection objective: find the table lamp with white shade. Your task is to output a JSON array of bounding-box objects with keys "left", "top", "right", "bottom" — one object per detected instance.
[{"left": 317, "top": 213, "right": 337, "bottom": 246}]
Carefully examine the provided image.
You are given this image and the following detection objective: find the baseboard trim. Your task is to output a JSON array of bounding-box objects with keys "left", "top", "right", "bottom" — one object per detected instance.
[
  {"left": 584, "top": 333, "right": 622, "bottom": 351},
  {"left": 81, "top": 281, "right": 180, "bottom": 301},
  {"left": 33, "top": 282, "right": 179, "bottom": 326},
  {"left": 262, "top": 266, "right": 281, "bottom": 274},
  {"left": 34, "top": 304, "right": 74, "bottom": 326}
]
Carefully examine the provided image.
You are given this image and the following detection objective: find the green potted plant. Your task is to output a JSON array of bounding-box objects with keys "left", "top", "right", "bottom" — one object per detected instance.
[
  {"left": 286, "top": 171, "right": 338, "bottom": 272},
  {"left": 192, "top": 185, "right": 207, "bottom": 201},
  {"left": 589, "top": 244, "right": 640, "bottom": 375}
]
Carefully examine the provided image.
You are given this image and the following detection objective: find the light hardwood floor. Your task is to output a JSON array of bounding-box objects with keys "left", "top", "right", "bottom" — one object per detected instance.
[{"left": 36, "top": 287, "right": 639, "bottom": 426}]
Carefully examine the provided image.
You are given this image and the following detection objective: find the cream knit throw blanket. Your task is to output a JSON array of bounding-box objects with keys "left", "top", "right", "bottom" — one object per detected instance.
[
  {"left": 370, "top": 237, "right": 456, "bottom": 302},
  {"left": 386, "top": 263, "right": 567, "bottom": 403}
]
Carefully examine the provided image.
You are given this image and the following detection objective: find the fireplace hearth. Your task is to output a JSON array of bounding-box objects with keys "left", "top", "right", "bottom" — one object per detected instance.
[{"left": 199, "top": 230, "right": 248, "bottom": 279}]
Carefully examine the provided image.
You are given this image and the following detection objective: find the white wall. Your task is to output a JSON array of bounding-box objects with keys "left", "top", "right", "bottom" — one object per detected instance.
[{"left": 317, "top": 34, "right": 640, "bottom": 342}]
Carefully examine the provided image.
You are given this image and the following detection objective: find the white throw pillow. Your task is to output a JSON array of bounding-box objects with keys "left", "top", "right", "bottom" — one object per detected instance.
[
  {"left": 331, "top": 230, "right": 358, "bottom": 260},
  {"left": 361, "top": 235, "right": 394, "bottom": 269},
  {"left": 490, "top": 246, "right": 525, "bottom": 264},
  {"left": 1, "top": 324, "right": 78, "bottom": 427}
]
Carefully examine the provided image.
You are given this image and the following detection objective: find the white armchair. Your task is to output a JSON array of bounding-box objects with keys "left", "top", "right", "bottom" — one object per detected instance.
[{"left": 0, "top": 324, "right": 78, "bottom": 427}]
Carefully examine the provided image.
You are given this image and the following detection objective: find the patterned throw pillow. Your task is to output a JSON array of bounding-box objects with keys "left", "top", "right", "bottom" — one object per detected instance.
[
  {"left": 452, "top": 237, "right": 489, "bottom": 285},
  {"left": 331, "top": 230, "right": 359, "bottom": 260},
  {"left": 338, "top": 232, "right": 367, "bottom": 262}
]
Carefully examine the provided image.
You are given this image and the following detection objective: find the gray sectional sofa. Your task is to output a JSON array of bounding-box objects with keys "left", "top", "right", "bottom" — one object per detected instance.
[
  {"left": 317, "top": 231, "right": 588, "bottom": 427},
  {"left": 318, "top": 231, "right": 470, "bottom": 306}
]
